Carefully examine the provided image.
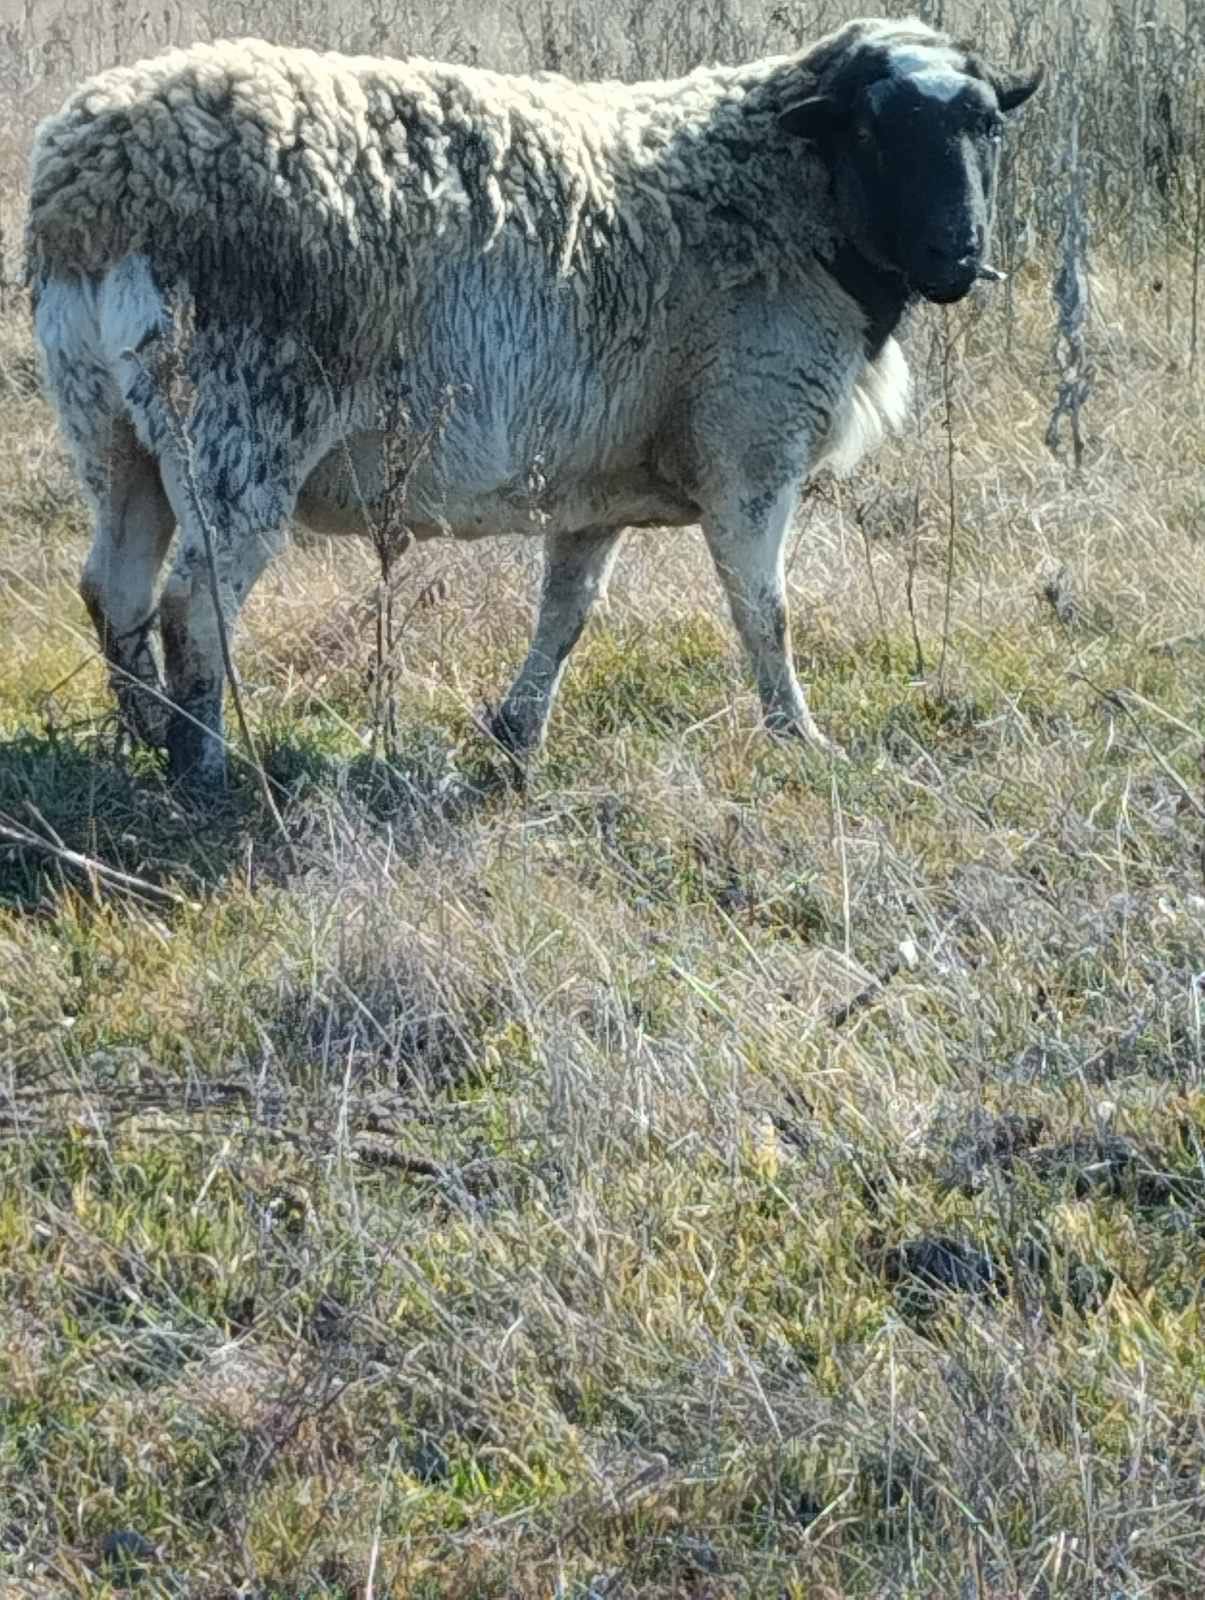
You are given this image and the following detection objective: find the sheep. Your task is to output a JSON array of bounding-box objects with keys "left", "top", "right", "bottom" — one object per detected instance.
[{"left": 25, "top": 16, "right": 1041, "bottom": 787}]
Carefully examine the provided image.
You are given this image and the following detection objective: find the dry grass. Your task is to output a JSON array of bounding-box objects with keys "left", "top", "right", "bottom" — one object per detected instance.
[{"left": 2, "top": 2, "right": 1205, "bottom": 1597}]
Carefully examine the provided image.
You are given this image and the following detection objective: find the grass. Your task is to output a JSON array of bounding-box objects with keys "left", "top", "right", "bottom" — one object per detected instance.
[
  {"left": 2, "top": 269, "right": 1205, "bottom": 1597},
  {"left": 3, "top": 7, "right": 1205, "bottom": 1583}
]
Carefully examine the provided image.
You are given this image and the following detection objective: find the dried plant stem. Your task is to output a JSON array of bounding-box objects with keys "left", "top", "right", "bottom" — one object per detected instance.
[
  {"left": 129, "top": 314, "right": 298, "bottom": 867},
  {"left": 1191, "top": 104, "right": 1203, "bottom": 381},
  {"left": 369, "top": 383, "right": 457, "bottom": 764},
  {"left": 904, "top": 488, "right": 926, "bottom": 681},
  {"left": 170, "top": 418, "right": 297, "bottom": 863},
  {"left": 1045, "top": 15, "right": 1093, "bottom": 471},
  {"left": 937, "top": 306, "right": 959, "bottom": 695},
  {"left": 0, "top": 812, "right": 199, "bottom": 909}
]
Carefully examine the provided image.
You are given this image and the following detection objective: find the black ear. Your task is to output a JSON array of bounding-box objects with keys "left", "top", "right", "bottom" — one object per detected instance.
[
  {"left": 993, "top": 64, "right": 1044, "bottom": 113},
  {"left": 778, "top": 95, "right": 844, "bottom": 142}
]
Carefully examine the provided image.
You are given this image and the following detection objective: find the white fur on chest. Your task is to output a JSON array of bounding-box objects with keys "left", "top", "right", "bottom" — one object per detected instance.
[{"left": 814, "top": 336, "right": 911, "bottom": 478}]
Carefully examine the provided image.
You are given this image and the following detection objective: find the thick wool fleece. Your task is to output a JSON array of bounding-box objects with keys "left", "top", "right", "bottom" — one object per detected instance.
[{"left": 26, "top": 36, "right": 852, "bottom": 346}]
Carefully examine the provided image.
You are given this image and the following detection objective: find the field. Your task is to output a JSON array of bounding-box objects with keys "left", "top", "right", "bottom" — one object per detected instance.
[{"left": 2, "top": 1, "right": 1205, "bottom": 1596}]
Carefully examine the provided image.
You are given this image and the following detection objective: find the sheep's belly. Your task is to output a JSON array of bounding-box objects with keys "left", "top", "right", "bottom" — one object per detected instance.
[{"left": 295, "top": 437, "right": 699, "bottom": 540}]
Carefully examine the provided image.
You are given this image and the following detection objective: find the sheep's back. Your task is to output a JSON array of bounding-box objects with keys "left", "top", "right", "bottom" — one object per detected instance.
[
  {"left": 26, "top": 37, "right": 837, "bottom": 366},
  {"left": 26, "top": 42, "right": 651, "bottom": 321}
]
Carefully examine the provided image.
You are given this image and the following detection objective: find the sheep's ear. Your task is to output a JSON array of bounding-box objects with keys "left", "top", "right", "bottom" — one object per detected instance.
[
  {"left": 993, "top": 64, "right": 1044, "bottom": 113},
  {"left": 779, "top": 95, "right": 843, "bottom": 141}
]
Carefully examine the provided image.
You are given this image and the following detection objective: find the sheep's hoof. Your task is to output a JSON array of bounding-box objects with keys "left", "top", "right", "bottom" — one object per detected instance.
[
  {"left": 486, "top": 700, "right": 536, "bottom": 753},
  {"left": 766, "top": 713, "right": 848, "bottom": 762},
  {"left": 483, "top": 703, "right": 538, "bottom": 781},
  {"left": 166, "top": 713, "right": 227, "bottom": 795},
  {"left": 116, "top": 687, "right": 170, "bottom": 752},
  {"left": 806, "top": 729, "right": 849, "bottom": 763}
]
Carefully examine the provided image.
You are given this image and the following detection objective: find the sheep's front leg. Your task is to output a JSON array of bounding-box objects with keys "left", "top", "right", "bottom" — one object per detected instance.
[
  {"left": 703, "top": 488, "right": 841, "bottom": 754},
  {"left": 492, "top": 526, "right": 624, "bottom": 757}
]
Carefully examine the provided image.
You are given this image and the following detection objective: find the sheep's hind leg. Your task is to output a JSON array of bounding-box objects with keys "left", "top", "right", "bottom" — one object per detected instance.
[
  {"left": 491, "top": 526, "right": 623, "bottom": 757},
  {"left": 702, "top": 493, "right": 843, "bottom": 756},
  {"left": 77, "top": 420, "right": 175, "bottom": 749},
  {"left": 158, "top": 459, "right": 289, "bottom": 790}
]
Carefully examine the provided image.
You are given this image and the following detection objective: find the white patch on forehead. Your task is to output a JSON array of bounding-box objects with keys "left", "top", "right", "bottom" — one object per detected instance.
[
  {"left": 869, "top": 43, "right": 970, "bottom": 106},
  {"left": 889, "top": 44, "right": 966, "bottom": 76},
  {"left": 909, "top": 67, "right": 967, "bottom": 102}
]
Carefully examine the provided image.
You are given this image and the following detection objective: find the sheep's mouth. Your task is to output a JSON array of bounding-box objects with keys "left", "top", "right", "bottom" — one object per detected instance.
[
  {"left": 915, "top": 260, "right": 1006, "bottom": 305},
  {"left": 917, "top": 277, "right": 976, "bottom": 304}
]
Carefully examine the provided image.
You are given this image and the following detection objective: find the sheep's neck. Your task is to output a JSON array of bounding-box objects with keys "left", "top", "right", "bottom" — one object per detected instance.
[{"left": 821, "top": 244, "right": 912, "bottom": 362}]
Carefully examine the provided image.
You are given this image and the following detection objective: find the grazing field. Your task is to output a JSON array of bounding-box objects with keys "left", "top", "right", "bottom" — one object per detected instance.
[{"left": 2, "top": 2, "right": 1205, "bottom": 1597}]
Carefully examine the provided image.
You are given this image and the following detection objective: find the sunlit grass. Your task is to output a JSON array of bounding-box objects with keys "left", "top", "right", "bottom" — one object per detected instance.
[{"left": 3, "top": 6, "right": 1205, "bottom": 1586}]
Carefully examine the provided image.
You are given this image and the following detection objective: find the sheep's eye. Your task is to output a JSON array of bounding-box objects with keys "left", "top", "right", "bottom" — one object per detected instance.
[
  {"left": 855, "top": 123, "right": 874, "bottom": 146},
  {"left": 985, "top": 114, "right": 1004, "bottom": 139}
]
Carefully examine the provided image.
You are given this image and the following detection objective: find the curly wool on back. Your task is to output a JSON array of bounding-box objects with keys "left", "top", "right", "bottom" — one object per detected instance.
[{"left": 25, "top": 35, "right": 852, "bottom": 341}]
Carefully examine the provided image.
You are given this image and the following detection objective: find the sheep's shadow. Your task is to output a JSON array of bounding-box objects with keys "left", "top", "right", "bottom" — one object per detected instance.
[{"left": 0, "top": 725, "right": 511, "bottom": 911}]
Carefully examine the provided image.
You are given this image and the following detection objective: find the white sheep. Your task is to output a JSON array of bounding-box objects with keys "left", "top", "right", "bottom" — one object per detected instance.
[{"left": 26, "top": 16, "right": 1041, "bottom": 786}]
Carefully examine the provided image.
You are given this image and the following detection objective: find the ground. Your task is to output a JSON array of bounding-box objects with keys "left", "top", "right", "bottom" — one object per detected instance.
[
  {"left": 2, "top": 0, "right": 1205, "bottom": 1589},
  {"left": 2, "top": 251, "right": 1205, "bottom": 1597}
]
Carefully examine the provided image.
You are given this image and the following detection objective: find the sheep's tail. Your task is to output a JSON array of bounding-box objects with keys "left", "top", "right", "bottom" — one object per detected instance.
[
  {"left": 31, "top": 255, "right": 179, "bottom": 487},
  {"left": 26, "top": 137, "right": 171, "bottom": 444}
]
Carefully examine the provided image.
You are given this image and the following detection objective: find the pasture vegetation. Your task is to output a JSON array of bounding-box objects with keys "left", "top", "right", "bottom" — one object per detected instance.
[{"left": 1, "top": 0, "right": 1205, "bottom": 1596}]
